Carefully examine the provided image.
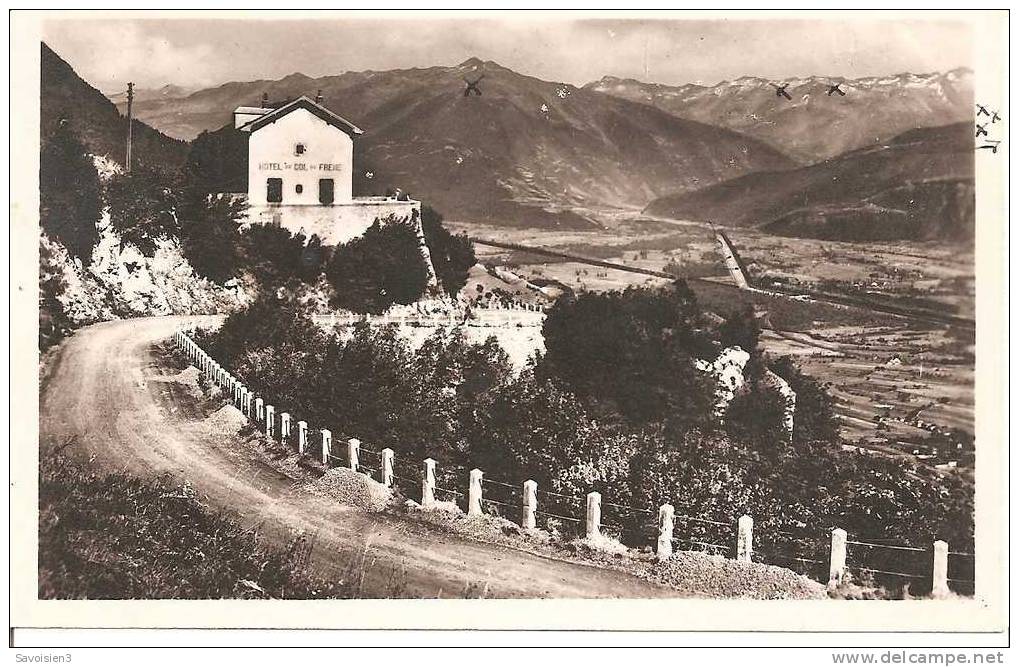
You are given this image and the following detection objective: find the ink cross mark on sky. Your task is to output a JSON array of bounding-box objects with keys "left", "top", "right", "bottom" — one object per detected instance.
[
  {"left": 463, "top": 75, "right": 484, "bottom": 97},
  {"left": 770, "top": 82, "right": 791, "bottom": 100}
]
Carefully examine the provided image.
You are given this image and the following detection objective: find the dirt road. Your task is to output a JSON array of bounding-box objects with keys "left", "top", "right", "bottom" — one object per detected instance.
[{"left": 39, "top": 316, "right": 686, "bottom": 599}]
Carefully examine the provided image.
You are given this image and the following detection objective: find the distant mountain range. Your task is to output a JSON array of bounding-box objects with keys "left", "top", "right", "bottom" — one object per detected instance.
[
  {"left": 45, "top": 41, "right": 974, "bottom": 243},
  {"left": 107, "top": 84, "right": 197, "bottom": 106},
  {"left": 644, "top": 122, "right": 974, "bottom": 243},
  {"left": 584, "top": 70, "right": 973, "bottom": 164},
  {"left": 120, "top": 57, "right": 795, "bottom": 228},
  {"left": 41, "top": 43, "right": 187, "bottom": 170}
]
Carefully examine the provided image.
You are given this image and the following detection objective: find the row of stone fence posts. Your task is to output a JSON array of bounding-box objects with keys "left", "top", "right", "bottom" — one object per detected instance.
[{"left": 172, "top": 329, "right": 958, "bottom": 599}]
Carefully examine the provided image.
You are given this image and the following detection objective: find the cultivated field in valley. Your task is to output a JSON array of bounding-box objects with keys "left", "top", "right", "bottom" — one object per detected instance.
[{"left": 448, "top": 211, "right": 975, "bottom": 469}]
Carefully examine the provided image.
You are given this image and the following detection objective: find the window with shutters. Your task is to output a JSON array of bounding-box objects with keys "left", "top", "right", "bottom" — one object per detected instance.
[
  {"left": 266, "top": 177, "right": 283, "bottom": 203},
  {"left": 319, "top": 178, "right": 334, "bottom": 205}
]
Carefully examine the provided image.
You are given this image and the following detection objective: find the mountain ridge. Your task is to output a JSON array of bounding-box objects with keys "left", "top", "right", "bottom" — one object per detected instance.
[
  {"left": 130, "top": 57, "right": 796, "bottom": 228},
  {"left": 41, "top": 43, "right": 188, "bottom": 170},
  {"left": 584, "top": 68, "right": 973, "bottom": 163},
  {"left": 643, "top": 122, "right": 974, "bottom": 243}
]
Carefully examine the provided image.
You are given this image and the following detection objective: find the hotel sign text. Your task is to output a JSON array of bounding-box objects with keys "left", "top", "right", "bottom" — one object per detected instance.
[{"left": 258, "top": 162, "right": 344, "bottom": 172}]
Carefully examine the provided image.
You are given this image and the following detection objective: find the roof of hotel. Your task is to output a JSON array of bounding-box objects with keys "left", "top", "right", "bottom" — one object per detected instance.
[
  {"left": 238, "top": 96, "right": 364, "bottom": 137},
  {"left": 234, "top": 106, "right": 272, "bottom": 115}
]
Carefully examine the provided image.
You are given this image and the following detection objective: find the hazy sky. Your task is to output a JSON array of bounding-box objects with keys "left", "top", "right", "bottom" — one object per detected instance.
[{"left": 42, "top": 16, "right": 973, "bottom": 93}]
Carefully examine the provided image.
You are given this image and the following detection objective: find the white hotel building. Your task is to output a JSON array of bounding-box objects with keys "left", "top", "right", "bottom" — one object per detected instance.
[{"left": 235, "top": 94, "right": 425, "bottom": 248}]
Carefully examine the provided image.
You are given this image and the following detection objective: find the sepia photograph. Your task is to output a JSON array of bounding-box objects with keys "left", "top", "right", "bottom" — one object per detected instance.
[{"left": 8, "top": 8, "right": 1009, "bottom": 646}]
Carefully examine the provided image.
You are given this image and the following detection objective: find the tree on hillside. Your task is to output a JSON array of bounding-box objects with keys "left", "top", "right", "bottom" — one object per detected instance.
[
  {"left": 203, "top": 292, "right": 324, "bottom": 369},
  {"left": 40, "top": 121, "right": 101, "bottom": 262},
  {"left": 240, "top": 225, "right": 316, "bottom": 288},
  {"left": 185, "top": 126, "right": 248, "bottom": 196},
  {"left": 421, "top": 206, "right": 476, "bottom": 295},
  {"left": 468, "top": 370, "right": 601, "bottom": 491},
  {"left": 538, "top": 280, "right": 716, "bottom": 425},
  {"left": 723, "top": 382, "right": 790, "bottom": 447},
  {"left": 311, "top": 323, "right": 420, "bottom": 451},
  {"left": 105, "top": 167, "right": 181, "bottom": 255},
  {"left": 325, "top": 217, "right": 430, "bottom": 314},
  {"left": 769, "top": 356, "right": 840, "bottom": 445},
  {"left": 718, "top": 302, "right": 761, "bottom": 353},
  {"left": 177, "top": 190, "right": 245, "bottom": 284}
]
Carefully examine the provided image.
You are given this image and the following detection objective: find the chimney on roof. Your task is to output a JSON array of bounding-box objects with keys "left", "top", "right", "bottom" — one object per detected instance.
[
  {"left": 261, "top": 92, "right": 269, "bottom": 107},
  {"left": 315, "top": 89, "right": 323, "bottom": 105}
]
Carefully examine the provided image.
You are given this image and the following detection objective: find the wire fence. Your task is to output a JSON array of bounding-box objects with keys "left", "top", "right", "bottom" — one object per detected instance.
[{"left": 175, "top": 331, "right": 977, "bottom": 597}]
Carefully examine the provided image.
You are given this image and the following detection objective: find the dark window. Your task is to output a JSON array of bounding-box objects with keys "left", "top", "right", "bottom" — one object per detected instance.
[
  {"left": 266, "top": 177, "right": 283, "bottom": 203},
  {"left": 295, "top": 184, "right": 303, "bottom": 194},
  {"left": 319, "top": 178, "right": 334, "bottom": 205},
  {"left": 295, "top": 143, "right": 306, "bottom": 156}
]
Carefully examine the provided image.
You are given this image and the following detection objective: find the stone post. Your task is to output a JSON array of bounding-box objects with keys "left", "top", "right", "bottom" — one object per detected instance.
[
  {"left": 348, "top": 438, "right": 360, "bottom": 472},
  {"left": 586, "top": 491, "right": 601, "bottom": 539},
  {"left": 421, "top": 458, "right": 436, "bottom": 508},
  {"left": 321, "top": 429, "right": 332, "bottom": 465},
  {"left": 828, "top": 528, "right": 848, "bottom": 590},
  {"left": 255, "top": 397, "right": 264, "bottom": 422},
  {"left": 932, "top": 540, "right": 950, "bottom": 599},
  {"left": 522, "top": 480, "right": 537, "bottom": 529},
  {"left": 297, "top": 420, "right": 308, "bottom": 455},
  {"left": 265, "top": 405, "right": 275, "bottom": 439},
  {"left": 657, "top": 504, "right": 675, "bottom": 561},
  {"left": 468, "top": 469, "right": 483, "bottom": 516},
  {"left": 381, "top": 448, "right": 394, "bottom": 487},
  {"left": 737, "top": 515, "right": 754, "bottom": 563},
  {"left": 280, "top": 412, "right": 291, "bottom": 445}
]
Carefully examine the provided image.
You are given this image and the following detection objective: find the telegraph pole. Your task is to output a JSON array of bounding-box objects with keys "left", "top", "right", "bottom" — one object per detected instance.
[{"left": 125, "top": 82, "right": 134, "bottom": 172}]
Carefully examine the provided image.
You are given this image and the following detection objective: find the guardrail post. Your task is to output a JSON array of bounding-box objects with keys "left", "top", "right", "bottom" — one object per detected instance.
[
  {"left": 348, "top": 438, "right": 360, "bottom": 471},
  {"left": 657, "top": 504, "right": 675, "bottom": 560},
  {"left": 932, "top": 540, "right": 950, "bottom": 598},
  {"left": 265, "top": 405, "right": 275, "bottom": 438},
  {"left": 242, "top": 390, "right": 251, "bottom": 417},
  {"left": 522, "top": 480, "right": 537, "bottom": 529},
  {"left": 422, "top": 458, "right": 436, "bottom": 507},
  {"left": 321, "top": 429, "right": 332, "bottom": 465},
  {"left": 255, "top": 397, "right": 264, "bottom": 422},
  {"left": 297, "top": 421, "right": 307, "bottom": 454},
  {"left": 468, "top": 469, "right": 483, "bottom": 516},
  {"left": 381, "top": 448, "right": 394, "bottom": 487},
  {"left": 828, "top": 528, "right": 848, "bottom": 590},
  {"left": 586, "top": 491, "right": 601, "bottom": 539},
  {"left": 737, "top": 515, "right": 754, "bottom": 563},
  {"left": 280, "top": 412, "right": 291, "bottom": 444}
]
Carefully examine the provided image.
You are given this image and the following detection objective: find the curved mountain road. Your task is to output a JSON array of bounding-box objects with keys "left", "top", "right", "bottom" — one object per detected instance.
[{"left": 40, "top": 316, "right": 686, "bottom": 599}]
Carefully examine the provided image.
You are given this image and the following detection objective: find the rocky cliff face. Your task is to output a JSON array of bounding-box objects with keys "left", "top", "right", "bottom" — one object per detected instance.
[{"left": 41, "top": 206, "right": 249, "bottom": 336}]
